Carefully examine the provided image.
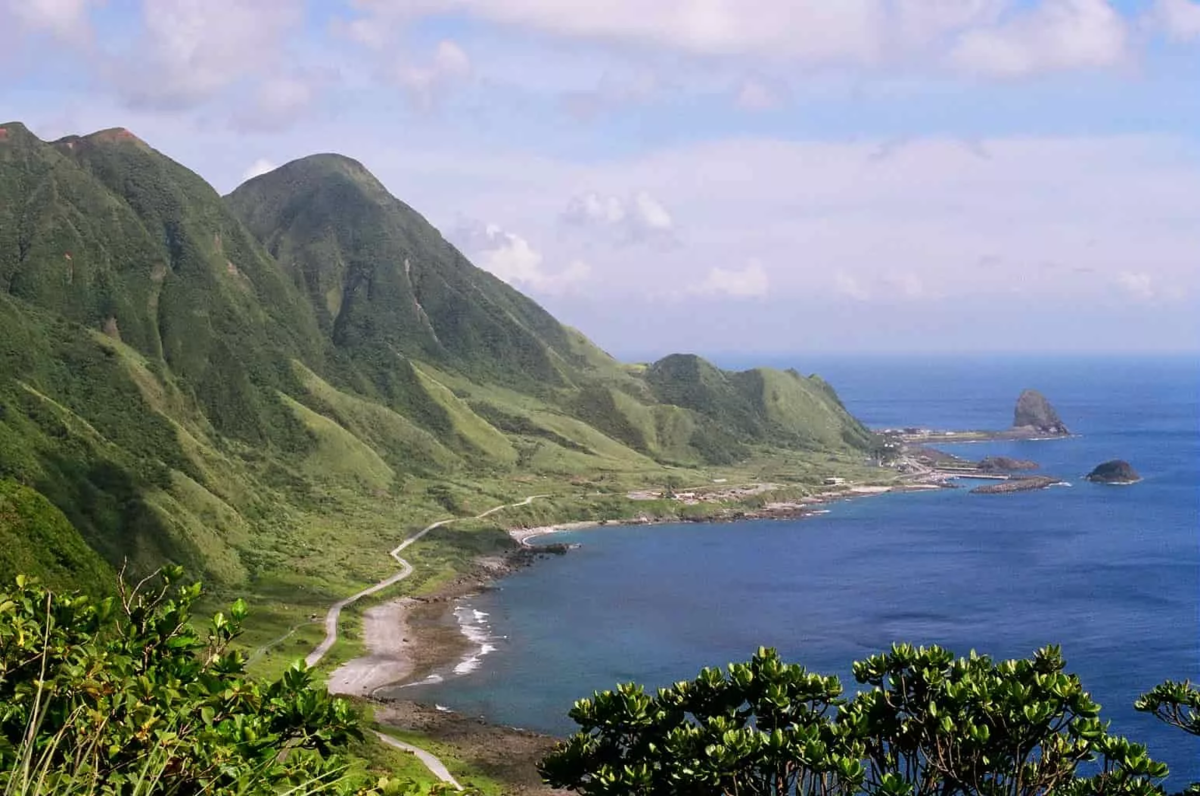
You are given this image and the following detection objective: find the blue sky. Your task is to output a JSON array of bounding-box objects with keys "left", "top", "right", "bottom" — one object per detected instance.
[{"left": 2, "top": 0, "right": 1198, "bottom": 355}]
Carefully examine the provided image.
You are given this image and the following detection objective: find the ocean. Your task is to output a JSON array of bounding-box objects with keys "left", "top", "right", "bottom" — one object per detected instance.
[{"left": 401, "top": 355, "right": 1199, "bottom": 784}]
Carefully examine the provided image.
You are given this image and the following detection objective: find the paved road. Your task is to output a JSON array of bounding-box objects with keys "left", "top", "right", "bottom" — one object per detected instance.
[
  {"left": 373, "top": 731, "right": 463, "bottom": 791},
  {"left": 300, "top": 495, "right": 548, "bottom": 788}
]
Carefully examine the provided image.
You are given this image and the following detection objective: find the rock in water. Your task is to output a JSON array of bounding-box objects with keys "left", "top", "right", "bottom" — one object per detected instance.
[
  {"left": 1086, "top": 460, "right": 1141, "bottom": 484},
  {"left": 1012, "top": 389, "right": 1069, "bottom": 435},
  {"left": 978, "top": 456, "right": 1039, "bottom": 472}
]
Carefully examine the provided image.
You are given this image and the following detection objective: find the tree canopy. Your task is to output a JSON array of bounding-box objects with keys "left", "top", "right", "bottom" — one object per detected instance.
[
  {"left": 541, "top": 645, "right": 1198, "bottom": 796},
  {"left": 0, "top": 567, "right": 362, "bottom": 795}
]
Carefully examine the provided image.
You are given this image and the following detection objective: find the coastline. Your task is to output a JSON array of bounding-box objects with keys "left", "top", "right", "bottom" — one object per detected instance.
[
  {"left": 339, "top": 479, "right": 954, "bottom": 793},
  {"left": 345, "top": 479, "right": 950, "bottom": 702}
]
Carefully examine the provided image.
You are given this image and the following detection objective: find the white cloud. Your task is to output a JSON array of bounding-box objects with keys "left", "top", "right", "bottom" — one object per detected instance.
[
  {"left": 342, "top": 0, "right": 1131, "bottom": 77},
  {"left": 948, "top": 0, "right": 1129, "bottom": 77},
  {"left": 359, "top": 133, "right": 1199, "bottom": 318},
  {"left": 692, "top": 261, "right": 769, "bottom": 299},
  {"left": 1148, "top": 0, "right": 1200, "bottom": 41},
  {"left": 562, "top": 190, "right": 676, "bottom": 246},
  {"left": 884, "top": 271, "right": 927, "bottom": 299},
  {"left": 115, "top": 0, "right": 304, "bottom": 109},
  {"left": 1116, "top": 271, "right": 1156, "bottom": 300},
  {"left": 451, "top": 220, "right": 591, "bottom": 295},
  {"left": 242, "top": 158, "right": 277, "bottom": 181},
  {"left": 6, "top": 0, "right": 97, "bottom": 40},
  {"left": 1114, "top": 271, "right": 1186, "bottom": 302},
  {"left": 231, "top": 74, "right": 327, "bottom": 132},
  {"left": 391, "top": 40, "right": 472, "bottom": 109},
  {"left": 834, "top": 272, "right": 872, "bottom": 301},
  {"left": 344, "top": 0, "right": 886, "bottom": 63}
]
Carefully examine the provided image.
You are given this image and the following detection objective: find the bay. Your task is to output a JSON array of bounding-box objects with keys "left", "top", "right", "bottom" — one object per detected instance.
[{"left": 403, "top": 355, "right": 1199, "bottom": 784}]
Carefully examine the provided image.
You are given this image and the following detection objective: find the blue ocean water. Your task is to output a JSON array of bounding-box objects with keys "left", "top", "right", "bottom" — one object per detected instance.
[{"left": 405, "top": 356, "right": 1199, "bottom": 783}]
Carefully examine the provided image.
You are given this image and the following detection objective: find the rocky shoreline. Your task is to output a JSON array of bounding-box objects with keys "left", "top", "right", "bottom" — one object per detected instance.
[{"left": 348, "top": 479, "right": 957, "bottom": 792}]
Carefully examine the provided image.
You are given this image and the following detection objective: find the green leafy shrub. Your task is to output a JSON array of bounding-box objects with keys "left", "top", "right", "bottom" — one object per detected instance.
[
  {"left": 542, "top": 645, "right": 1191, "bottom": 796},
  {"left": 0, "top": 567, "right": 362, "bottom": 795}
]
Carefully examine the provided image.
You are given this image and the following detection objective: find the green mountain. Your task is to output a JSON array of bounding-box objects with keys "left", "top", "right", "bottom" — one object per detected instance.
[{"left": 0, "top": 121, "right": 875, "bottom": 595}]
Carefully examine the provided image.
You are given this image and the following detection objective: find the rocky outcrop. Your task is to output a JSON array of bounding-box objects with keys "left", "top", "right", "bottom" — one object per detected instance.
[
  {"left": 978, "top": 456, "right": 1039, "bottom": 472},
  {"left": 1012, "top": 390, "right": 1070, "bottom": 436},
  {"left": 971, "top": 476, "right": 1063, "bottom": 495},
  {"left": 1085, "top": 460, "right": 1141, "bottom": 484}
]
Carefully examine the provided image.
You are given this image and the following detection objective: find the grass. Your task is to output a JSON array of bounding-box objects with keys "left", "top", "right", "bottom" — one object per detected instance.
[
  {"left": 373, "top": 727, "right": 509, "bottom": 796},
  {"left": 1, "top": 120, "right": 900, "bottom": 793}
]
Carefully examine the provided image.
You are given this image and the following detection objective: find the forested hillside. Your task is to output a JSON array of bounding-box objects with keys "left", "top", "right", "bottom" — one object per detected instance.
[{"left": 0, "top": 121, "right": 873, "bottom": 594}]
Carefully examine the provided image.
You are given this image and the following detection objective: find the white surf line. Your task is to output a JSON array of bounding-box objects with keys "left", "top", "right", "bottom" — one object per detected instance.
[
  {"left": 306, "top": 494, "right": 549, "bottom": 668},
  {"left": 373, "top": 731, "right": 463, "bottom": 791},
  {"left": 302, "top": 494, "right": 548, "bottom": 789}
]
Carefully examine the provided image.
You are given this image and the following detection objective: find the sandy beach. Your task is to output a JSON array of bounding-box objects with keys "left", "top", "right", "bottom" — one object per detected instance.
[
  {"left": 327, "top": 598, "right": 420, "bottom": 696},
  {"left": 336, "top": 480, "right": 951, "bottom": 699},
  {"left": 508, "top": 520, "right": 602, "bottom": 546}
]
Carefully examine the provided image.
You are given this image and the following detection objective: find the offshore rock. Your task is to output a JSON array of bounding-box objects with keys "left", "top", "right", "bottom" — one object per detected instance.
[
  {"left": 1085, "top": 460, "right": 1141, "bottom": 485},
  {"left": 1012, "top": 390, "right": 1069, "bottom": 436}
]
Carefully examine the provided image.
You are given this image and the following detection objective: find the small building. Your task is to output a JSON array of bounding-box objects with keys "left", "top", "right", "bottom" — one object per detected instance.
[{"left": 823, "top": 477, "right": 846, "bottom": 486}]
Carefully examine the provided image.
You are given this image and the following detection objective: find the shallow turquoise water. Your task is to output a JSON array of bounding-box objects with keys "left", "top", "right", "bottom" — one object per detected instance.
[{"left": 399, "top": 356, "right": 1199, "bottom": 783}]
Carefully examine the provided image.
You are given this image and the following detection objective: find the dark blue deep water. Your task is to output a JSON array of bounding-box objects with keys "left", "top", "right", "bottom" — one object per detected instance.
[{"left": 408, "top": 356, "right": 1199, "bottom": 783}]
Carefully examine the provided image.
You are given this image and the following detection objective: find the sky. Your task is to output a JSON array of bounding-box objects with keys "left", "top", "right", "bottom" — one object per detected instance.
[{"left": 2, "top": 0, "right": 1198, "bottom": 356}]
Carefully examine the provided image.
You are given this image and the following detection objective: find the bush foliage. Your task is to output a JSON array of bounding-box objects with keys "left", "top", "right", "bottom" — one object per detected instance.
[
  {"left": 542, "top": 645, "right": 1199, "bottom": 796},
  {"left": 0, "top": 567, "right": 363, "bottom": 795}
]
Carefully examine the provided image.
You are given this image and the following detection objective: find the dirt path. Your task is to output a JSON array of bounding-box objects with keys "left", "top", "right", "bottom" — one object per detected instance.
[{"left": 302, "top": 495, "right": 548, "bottom": 790}]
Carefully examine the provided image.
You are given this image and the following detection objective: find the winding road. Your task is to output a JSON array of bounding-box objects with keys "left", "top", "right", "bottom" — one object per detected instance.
[{"left": 298, "top": 495, "right": 548, "bottom": 790}]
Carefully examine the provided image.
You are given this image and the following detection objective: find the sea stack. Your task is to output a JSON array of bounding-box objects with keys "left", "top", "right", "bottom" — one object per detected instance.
[
  {"left": 1086, "top": 460, "right": 1141, "bottom": 484},
  {"left": 1012, "top": 389, "right": 1070, "bottom": 436}
]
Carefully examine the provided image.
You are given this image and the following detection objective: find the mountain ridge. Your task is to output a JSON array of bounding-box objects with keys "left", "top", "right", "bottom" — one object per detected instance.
[{"left": 0, "top": 122, "right": 878, "bottom": 594}]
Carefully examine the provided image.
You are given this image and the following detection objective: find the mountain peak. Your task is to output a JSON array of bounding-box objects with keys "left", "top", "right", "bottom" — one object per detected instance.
[
  {"left": 241, "top": 152, "right": 381, "bottom": 189},
  {"left": 84, "top": 127, "right": 143, "bottom": 144},
  {"left": 0, "top": 121, "right": 36, "bottom": 144}
]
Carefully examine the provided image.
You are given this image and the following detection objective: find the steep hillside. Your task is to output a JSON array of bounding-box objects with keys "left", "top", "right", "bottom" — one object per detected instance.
[
  {"left": 645, "top": 355, "right": 872, "bottom": 451},
  {"left": 0, "top": 122, "right": 326, "bottom": 445},
  {"left": 227, "top": 155, "right": 594, "bottom": 396},
  {"left": 0, "top": 122, "right": 877, "bottom": 598}
]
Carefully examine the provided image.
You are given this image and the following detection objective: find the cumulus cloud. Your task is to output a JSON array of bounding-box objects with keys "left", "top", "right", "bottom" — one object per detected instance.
[
  {"left": 242, "top": 158, "right": 277, "bottom": 181},
  {"left": 1114, "top": 271, "right": 1185, "bottom": 302},
  {"left": 561, "top": 190, "right": 677, "bottom": 246},
  {"left": 340, "top": 0, "right": 1133, "bottom": 77},
  {"left": 834, "top": 272, "right": 872, "bottom": 302},
  {"left": 1147, "top": 0, "right": 1200, "bottom": 41},
  {"left": 5, "top": 0, "right": 98, "bottom": 41},
  {"left": 114, "top": 0, "right": 305, "bottom": 109},
  {"left": 884, "top": 271, "right": 927, "bottom": 299},
  {"left": 451, "top": 220, "right": 591, "bottom": 295},
  {"left": 232, "top": 74, "right": 328, "bottom": 132},
  {"left": 1116, "top": 271, "right": 1152, "bottom": 299},
  {"left": 692, "top": 261, "right": 769, "bottom": 299},
  {"left": 948, "top": 0, "right": 1129, "bottom": 77},
  {"left": 390, "top": 40, "right": 472, "bottom": 110}
]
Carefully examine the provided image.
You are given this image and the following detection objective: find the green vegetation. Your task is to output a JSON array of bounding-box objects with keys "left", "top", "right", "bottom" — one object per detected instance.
[
  {"left": 0, "top": 120, "right": 909, "bottom": 793},
  {"left": 0, "top": 480, "right": 113, "bottom": 592},
  {"left": 0, "top": 569, "right": 365, "bottom": 795},
  {"left": 542, "top": 645, "right": 1199, "bottom": 796},
  {"left": 0, "top": 120, "right": 882, "bottom": 615}
]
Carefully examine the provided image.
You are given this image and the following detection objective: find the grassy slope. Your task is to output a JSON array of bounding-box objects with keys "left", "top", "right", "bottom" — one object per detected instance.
[{"left": 0, "top": 121, "right": 887, "bottom": 673}]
